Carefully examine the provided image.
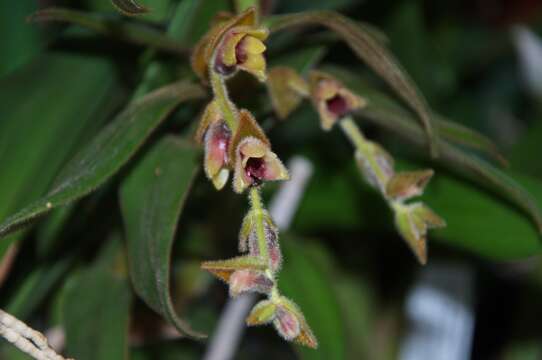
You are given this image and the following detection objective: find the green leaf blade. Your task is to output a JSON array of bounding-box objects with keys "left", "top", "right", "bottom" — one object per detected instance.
[
  {"left": 29, "top": 8, "right": 187, "bottom": 56},
  {"left": 0, "top": 81, "right": 204, "bottom": 240},
  {"left": 120, "top": 136, "right": 205, "bottom": 339},
  {"left": 63, "top": 267, "right": 131, "bottom": 360}
]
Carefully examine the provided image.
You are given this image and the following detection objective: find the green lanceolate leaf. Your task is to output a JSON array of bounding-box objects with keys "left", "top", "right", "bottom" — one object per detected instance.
[
  {"left": 268, "top": 11, "right": 439, "bottom": 157},
  {"left": 434, "top": 114, "right": 508, "bottom": 167},
  {"left": 0, "top": 53, "right": 123, "bottom": 259},
  {"left": 424, "top": 171, "right": 542, "bottom": 259},
  {"left": 29, "top": 8, "right": 187, "bottom": 56},
  {"left": 111, "top": 0, "right": 150, "bottom": 15},
  {"left": 120, "top": 136, "right": 205, "bottom": 339},
  {"left": 0, "top": 81, "right": 205, "bottom": 241},
  {"left": 280, "top": 238, "right": 346, "bottom": 359},
  {"left": 63, "top": 245, "right": 131, "bottom": 360}
]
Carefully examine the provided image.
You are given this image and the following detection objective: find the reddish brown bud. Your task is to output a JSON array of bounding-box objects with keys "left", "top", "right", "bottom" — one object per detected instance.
[
  {"left": 273, "top": 297, "right": 318, "bottom": 349},
  {"left": 239, "top": 209, "right": 281, "bottom": 272},
  {"left": 274, "top": 306, "right": 301, "bottom": 340},
  {"left": 386, "top": 170, "right": 434, "bottom": 201}
]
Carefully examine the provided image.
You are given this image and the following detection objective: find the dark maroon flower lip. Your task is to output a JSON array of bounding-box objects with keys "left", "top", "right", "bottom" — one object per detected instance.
[
  {"left": 325, "top": 94, "right": 349, "bottom": 118},
  {"left": 245, "top": 157, "right": 266, "bottom": 183}
]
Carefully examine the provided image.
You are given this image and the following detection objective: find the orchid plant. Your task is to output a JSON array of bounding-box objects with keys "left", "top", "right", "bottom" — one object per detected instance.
[
  {"left": 192, "top": 7, "right": 444, "bottom": 346},
  {"left": 1, "top": 0, "right": 541, "bottom": 359}
]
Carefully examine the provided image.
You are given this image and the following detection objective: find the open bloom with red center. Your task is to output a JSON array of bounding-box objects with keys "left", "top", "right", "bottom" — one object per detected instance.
[
  {"left": 309, "top": 71, "right": 367, "bottom": 130},
  {"left": 191, "top": 7, "right": 268, "bottom": 82},
  {"left": 195, "top": 101, "right": 232, "bottom": 190},
  {"left": 230, "top": 110, "right": 289, "bottom": 193}
]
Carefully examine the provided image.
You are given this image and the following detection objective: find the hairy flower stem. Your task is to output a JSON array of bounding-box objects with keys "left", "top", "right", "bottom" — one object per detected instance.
[
  {"left": 339, "top": 116, "right": 390, "bottom": 196},
  {"left": 249, "top": 187, "right": 270, "bottom": 262},
  {"left": 210, "top": 69, "right": 239, "bottom": 132}
]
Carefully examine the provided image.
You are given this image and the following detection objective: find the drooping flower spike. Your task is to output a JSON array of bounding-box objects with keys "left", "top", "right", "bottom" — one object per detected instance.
[
  {"left": 191, "top": 7, "right": 269, "bottom": 83},
  {"left": 194, "top": 9, "right": 315, "bottom": 349}
]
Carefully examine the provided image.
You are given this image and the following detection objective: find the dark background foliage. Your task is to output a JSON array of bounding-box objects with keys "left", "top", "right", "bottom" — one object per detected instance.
[{"left": 1, "top": 0, "right": 542, "bottom": 359}]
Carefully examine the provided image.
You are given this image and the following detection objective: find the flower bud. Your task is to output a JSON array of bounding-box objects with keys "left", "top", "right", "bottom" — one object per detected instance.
[
  {"left": 386, "top": 170, "right": 434, "bottom": 201},
  {"left": 239, "top": 209, "right": 282, "bottom": 272},
  {"left": 309, "top": 71, "right": 366, "bottom": 130},
  {"left": 354, "top": 142, "right": 394, "bottom": 194},
  {"left": 274, "top": 305, "right": 301, "bottom": 341},
  {"left": 273, "top": 297, "right": 318, "bottom": 348},
  {"left": 267, "top": 67, "right": 309, "bottom": 119},
  {"left": 196, "top": 101, "right": 232, "bottom": 190},
  {"left": 246, "top": 300, "right": 277, "bottom": 326},
  {"left": 201, "top": 255, "right": 266, "bottom": 283},
  {"left": 394, "top": 202, "right": 446, "bottom": 264}
]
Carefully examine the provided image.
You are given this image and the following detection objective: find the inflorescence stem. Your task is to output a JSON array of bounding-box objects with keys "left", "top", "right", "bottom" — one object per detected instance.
[
  {"left": 248, "top": 187, "right": 271, "bottom": 271},
  {"left": 210, "top": 69, "right": 239, "bottom": 132},
  {"left": 339, "top": 116, "right": 390, "bottom": 196}
]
